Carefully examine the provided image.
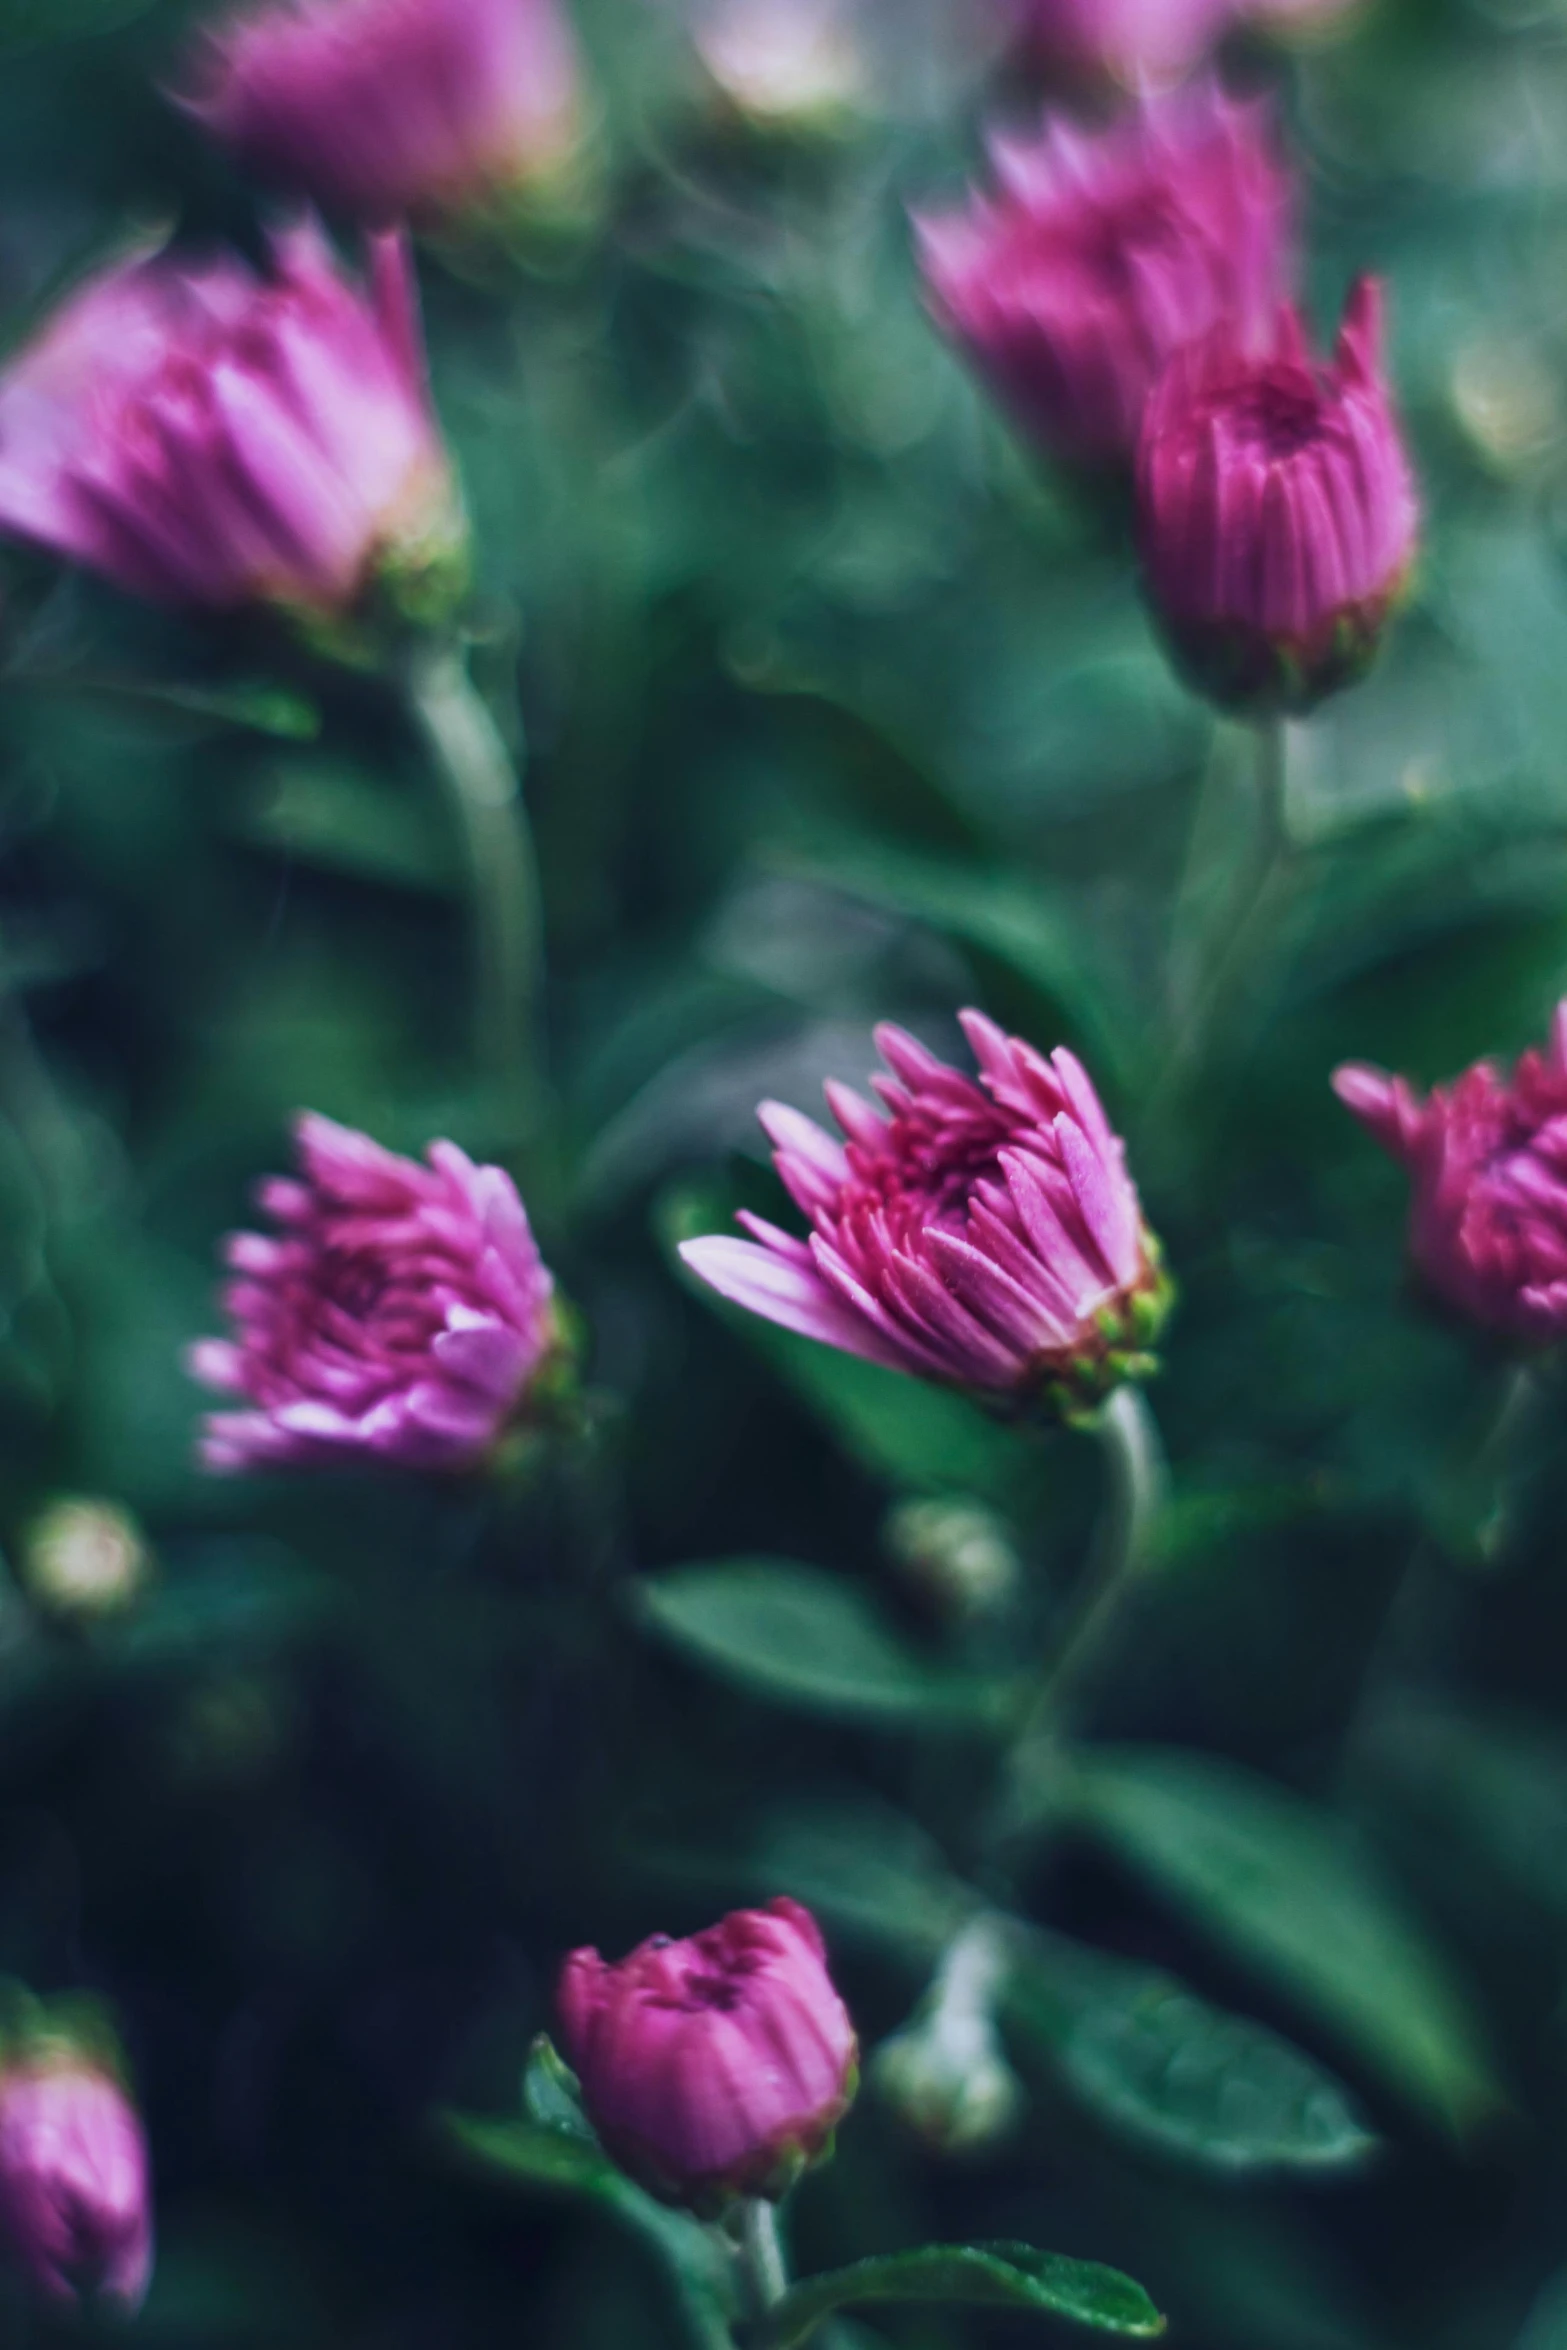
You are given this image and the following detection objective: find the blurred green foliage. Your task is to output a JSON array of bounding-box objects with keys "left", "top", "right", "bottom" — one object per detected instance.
[{"left": 2, "top": 0, "right": 1567, "bottom": 2344}]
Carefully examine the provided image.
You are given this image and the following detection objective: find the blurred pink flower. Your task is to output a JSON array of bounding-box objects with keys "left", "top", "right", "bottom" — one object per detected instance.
[
  {"left": 558, "top": 1898, "right": 857, "bottom": 2210},
  {"left": 1335, "top": 1005, "right": 1567, "bottom": 1345},
  {"left": 181, "top": 0, "right": 581, "bottom": 222},
  {"left": 0, "top": 222, "right": 461, "bottom": 617},
  {"left": 679, "top": 1011, "right": 1169, "bottom": 1419},
  {"left": 189, "top": 1113, "right": 558, "bottom": 1472},
  {"left": 0, "top": 2066, "right": 152, "bottom": 2313},
  {"left": 915, "top": 81, "right": 1291, "bottom": 466},
  {"left": 1016, "top": 0, "right": 1233, "bottom": 83},
  {"left": 1136, "top": 276, "right": 1417, "bottom": 710}
]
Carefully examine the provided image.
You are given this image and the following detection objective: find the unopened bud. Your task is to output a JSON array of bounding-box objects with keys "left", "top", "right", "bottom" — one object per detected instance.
[
  {"left": 0, "top": 1996, "right": 152, "bottom": 2313},
  {"left": 694, "top": 0, "right": 866, "bottom": 133},
  {"left": 882, "top": 1498, "right": 1018, "bottom": 1623},
  {"left": 21, "top": 1499, "right": 149, "bottom": 1621},
  {"left": 874, "top": 2008, "right": 1022, "bottom": 2153},
  {"left": 873, "top": 1919, "right": 1022, "bottom": 2156}
]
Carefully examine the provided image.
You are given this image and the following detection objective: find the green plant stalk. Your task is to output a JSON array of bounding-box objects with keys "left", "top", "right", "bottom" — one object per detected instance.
[
  {"left": 991, "top": 1384, "right": 1168, "bottom": 1848},
  {"left": 1156, "top": 714, "right": 1297, "bottom": 1112},
  {"left": 404, "top": 633, "right": 545, "bottom": 1119}
]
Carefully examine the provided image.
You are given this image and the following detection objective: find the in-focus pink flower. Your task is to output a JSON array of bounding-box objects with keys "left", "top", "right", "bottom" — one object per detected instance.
[
  {"left": 188, "top": 1113, "right": 559, "bottom": 1472},
  {"left": 1015, "top": 0, "right": 1233, "bottom": 84},
  {"left": 915, "top": 81, "right": 1291, "bottom": 466},
  {"left": 1137, "top": 276, "right": 1417, "bottom": 712},
  {"left": 679, "top": 1011, "right": 1170, "bottom": 1420},
  {"left": 0, "top": 221, "right": 461, "bottom": 618},
  {"left": 1335, "top": 1004, "right": 1567, "bottom": 1346},
  {"left": 558, "top": 1898, "right": 858, "bottom": 2211},
  {"left": 0, "top": 2065, "right": 152, "bottom": 2313},
  {"left": 180, "top": 0, "right": 581, "bottom": 223}
]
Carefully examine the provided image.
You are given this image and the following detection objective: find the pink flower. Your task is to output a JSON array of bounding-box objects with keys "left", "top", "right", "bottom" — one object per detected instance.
[
  {"left": 0, "top": 221, "right": 461, "bottom": 617},
  {"left": 188, "top": 1113, "right": 558, "bottom": 1472},
  {"left": 557, "top": 1899, "right": 858, "bottom": 2210},
  {"left": 180, "top": 0, "right": 581, "bottom": 223},
  {"left": 679, "top": 1011, "right": 1170, "bottom": 1419},
  {"left": 1016, "top": 0, "right": 1233, "bottom": 83},
  {"left": 1136, "top": 276, "right": 1418, "bottom": 712},
  {"left": 915, "top": 81, "right": 1291, "bottom": 467},
  {"left": 1335, "top": 1005, "right": 1567, "bottom": 1346},
  {"left": 0, "top": 2065, "right": 152, "bottom": 2312}
]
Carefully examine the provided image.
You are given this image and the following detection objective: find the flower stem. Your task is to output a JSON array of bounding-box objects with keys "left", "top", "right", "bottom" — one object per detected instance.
[
  {"left": 403, "top": 633, "right": 544, "bottom": 1122},
  {"left": 738, "top": 2199, "right": 789, "bottom": 2322},
  {"left": 990, "top": 1384, "right": 1167, "bottom": 1849},
  {"left": 1155, "top": 715, "right": 1298, "bottom": 1118}
]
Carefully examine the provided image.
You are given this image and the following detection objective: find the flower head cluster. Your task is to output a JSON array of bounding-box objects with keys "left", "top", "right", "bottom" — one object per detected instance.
[
  {"left": 181, "top": 0, "right": 581, "bottom": 224},
  {"left": 1335, "top": 1004, "right": 1567, "bottom": 1346},
  {"left": 189, "top": 1113, "right": 558, "bottom": 1473},
  {"left": 1137, "top": 277, "right": 1417, "bottom": 712},
  {"left": 558, "top": 1899, "right": 857, "bottom": 2212},
  {"left": 0, "top": 222, "right": 460, "bottom": 619},
  {"left": 915, "top": 81, "right": 1290, "bottom": 466},
  {"left": 0, "top": 2060, "right": 151, "bottom": 2313},
  {"left": 680, "top": 1011, "right": 1169, "bottom": 1421}
]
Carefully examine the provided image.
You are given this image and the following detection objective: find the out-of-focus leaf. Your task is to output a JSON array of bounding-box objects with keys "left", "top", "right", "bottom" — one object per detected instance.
[
  {"left": 747, "top": 1325, "right": 1021, "bottom": 1502},
  {"left": 780, "top": 837, "right": 1141, "bottom": 1088},
  {"left": 1516, "top": 2266, "right": 1567, "bottom": 2350},
  {"left": 0, "top": 0, "right": 153, "bottom": 56},
  {"left": 634, "top": 1560, "right": 1009, "bottom": 1728},
  {"left": 756, "top": 2242, "right": 1165, "bottom": 2348},
  {"left": 109, "top": 1546, "right": 331, "bottom": 1671},
  {"left": 233, "top": 760, "right": 460, "bottom": 894},
  {"left": 1010, "top": 1931, "right": 1378, "bottom": 2176},
  {"left": 1069, "top": 1747, "right": 1501, "bottom": 2137},
  {"left": 1358, "top": 1697, "right": 1567, "bottom": 1923},
  {"left": 747, "top": 1800, "right": 978, "bottom": 1957}
]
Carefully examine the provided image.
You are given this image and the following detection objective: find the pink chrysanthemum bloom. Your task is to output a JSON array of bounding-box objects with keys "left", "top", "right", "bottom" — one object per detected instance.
[
  {"left": 188, "top": 1113, "right": 559, "bottom": 1472},
  {"left": 558, "top": 1899, "right": 858, "bottom": 2212},
  {"left": 0, "top": 222, "right": 462, "bottom": 620},
  {"left": 1015, "top": 0, "right": 1233, "bottom": 84},
  {"left": 0, "top": 2065, "right": 152, "bottom": 2313},
  {"left": 1137, "top": 276, "right": 1418, "bottom": 712},
  {"left": 180, "top": 0, "right": 581, "bottom": 224},
  {"left": 679, "top": 1011, "right": 1171, "bottom": 1421},
  {"left": 1335, "top": 1004, "right": 1567, "bottom": 1346},
  {"left": 914, "top": 81, "right": 1291, "bottom": 467}
]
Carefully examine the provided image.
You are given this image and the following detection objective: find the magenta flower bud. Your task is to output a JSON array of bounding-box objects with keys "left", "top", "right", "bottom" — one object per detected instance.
[
  {"left": 180, "top": 0, "right": 582, "bottom": 224},
  {"left": 1136, "top": 277, "right": 1418, "bottom": 712},
  {"left": 0, "top": 2064, "right": 152, "bottom": 2313},
  {"left": 914, "top": 80, "right": 1291, "bottom": 467},
  {"left": 557, "top": 1899, "right": 858, "bottom": 2211},
  {"left": 679, "top": 1010, "right": 1170, "bottom": 1421},
  {"left": 0, "top": 221, "right": 462, "bottom": 621},
  {"left": 188, "top": 1113, "right": 559, "bottom": 1473},
  {"left": 1335, "top": 1004, "right": 1567, "bottom": 1347},
  {"left": 1014, "top": 0, "right": 1233, "bottom": 84}
]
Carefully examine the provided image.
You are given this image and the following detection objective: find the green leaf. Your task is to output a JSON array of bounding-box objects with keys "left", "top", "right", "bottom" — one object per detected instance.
[
  {"left": 747, "top": 1323, "right": 1022, "bottom": 1502},
  {"left": 440, "top": 2109, "right": 626, "bottom": 2203},
  {"left": 1068, "top": 1746, "right": 1501, "bottom": 2137},
  {"left": 232, "top": 760, "right": 460, "bottom": 894},
  {"left": 1010, "top": 1931, "right": 1378, "bottom": 2175},
  {"left": 634, "top": 1559, "right": 1009, "bottom": 1728},
  {"left": 441, "top": 2089, "right": 736, "bottom": 2350},
  {"left": 755, "top": 2242, "right": 1164, "bottom": 2348},
  {"left": 521, "top": 2034, "right": 598, "bottom": 2143},
  {"left": 747, "top": 1800, "right": 978, "bottom": 1957}
]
